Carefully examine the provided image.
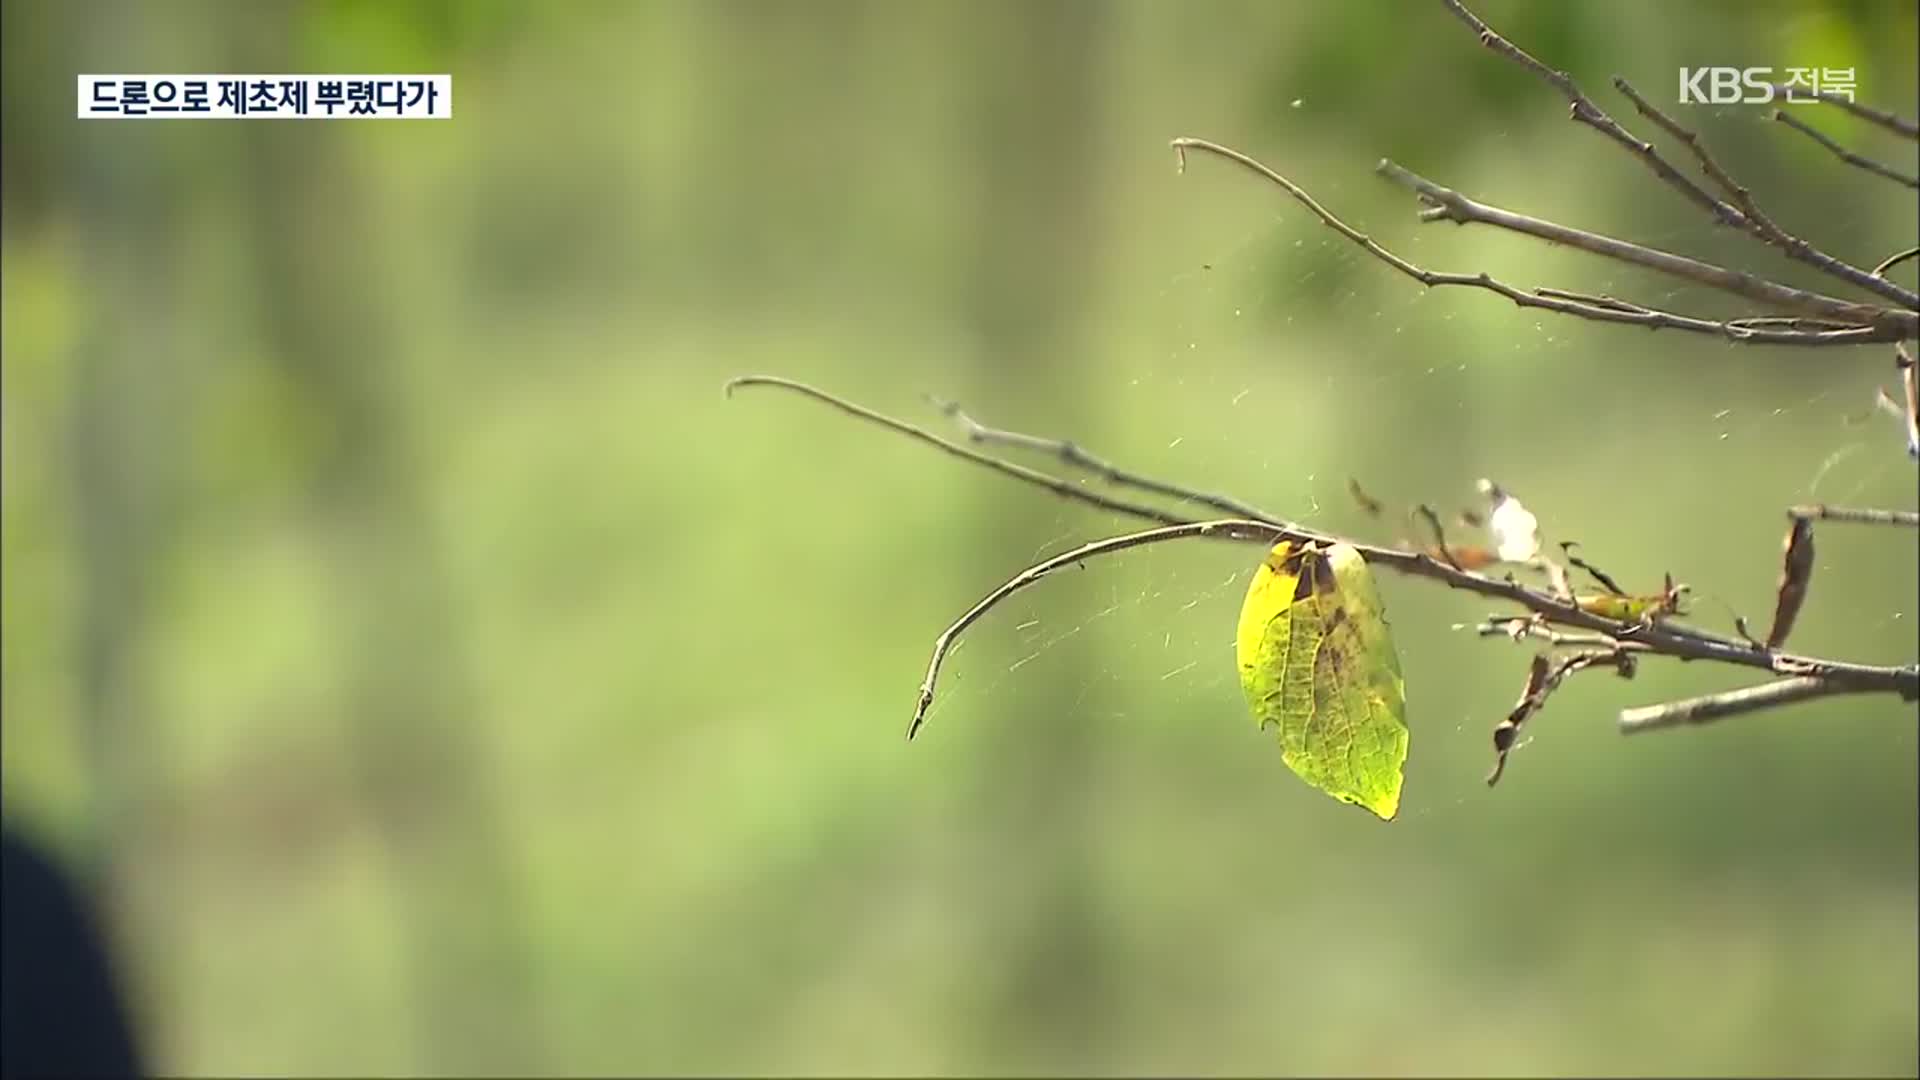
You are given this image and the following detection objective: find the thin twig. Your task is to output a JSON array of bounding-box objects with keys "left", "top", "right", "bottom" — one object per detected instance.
[
  {"left": 1772, "top": 109, "right": 1920, "bottom": 190},
  {"left": 1414, "top": 504, "right": 1462, "bottom": 570},
  {"left": 1560, "top": 541, "right": 1628, "bottom": 596},
  {"left": 737, "top": 1, "right": 1920, "bottom": 781},
  {"left": 1532, "top": 287, "right": 1658, "bottom": 315},
  {"left": 1610, "top": 77, "right": 1757, "bottom": 218},
  {"left": 1440, "top": 0, "right": 1920, "bottom": 294},
  {"left": 1869, "top": 344, "right": 1920, "bottom": 458},
  {"left": 1376, "top": 159, "right": 1920, "bottom": 327},
  {"left": 1726, "top": 316, "right": 1874, "bottom": 332},
  {"left": 1434, "top": 0, "right": 1918, "bottom": 311},
  {"left": 1617, "top": 675, "right": 1861, "bottom": 733},
  {"left": 1767, "top": 86, "right": 1920, "bottom": 140},
  {"left": 1474, "top": 617, "right": 1633, "bottom": 650},
  {"left": 1610, "top": 77, "right": 1916, "bottom": 306},
  {"left": 730, "top": 377, "right": 1920, "bottom": 708},
  {"left": 926, "top": 393, "right": 1280, "bottom": 521},
  {"left": 905, "top": 519, "right": 1295, "bottom": 738},
  {"left": 1347, "top": 477, "right": 1387, "bottom": 518},
  {"left": 1874, "top": 248, "right": 1919, "bottom": 279},
  {"left": 1170, "top": 137, "right": 1906, "bottom": 346},
  {"left": 724, "top": 376, "right": 1197, "bottom": 529},
  {"left": 1787, "top": 504, "right": 1920, "bottom": 527},
  {"left": 1436, "top": 0, "right": 1744, "bottom": 226}
]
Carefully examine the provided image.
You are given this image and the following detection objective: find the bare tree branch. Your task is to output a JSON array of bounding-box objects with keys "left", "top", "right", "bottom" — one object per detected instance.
[
  {"left": 1609, "top": 78, "right": 1763, "bottom": 215},
  {"left": 1767, "top": 86, "right": 1920, "bottom": 140},
  {"left": 1439, "top": 0, "right": 1920, "bottom": 251},
  {"left": 1725, "top": 315, "right": 1881, "bottom": 333},
  {"left": 926, "top": 393, "right": 1277, "bottom": 521},
  {"left": 1170, "top": 137, "right": 1908, "bottom": 346},
  {"left": 730, "top": 1, "right": 1920, "bottom": 786},
  {"left": 1787, "top": 504, "right": 1920, "bottom": 527},
  {"left": 1431, "top": 0, "right": 1918, "bottom": 317},
  {"left": 1375, "top": 160, "right": 1920, "bottom": 327},
  {"left": 1436, "top": 0, "right": 1744, "bottom": 226},
  {"left": 729, "top": 377, "right": 1920, "bottom": 717},
  {"left": 1617, "top": 675, "right": 1866, "bottom": 733},
  {"left": 1608, "top": 77, "right": 1918, "bottom": 305},
  {"left": 723, "top": 375, "right": 1195, "bottom": 529},
  {"left": 1772, "top": 109, "right": 1920, "bottom": 190}
]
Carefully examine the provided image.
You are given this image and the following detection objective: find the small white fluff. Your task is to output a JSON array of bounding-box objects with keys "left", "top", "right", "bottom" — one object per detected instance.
[{"left": 1478, "top": 477, "right": 1541, "bottom": 564}]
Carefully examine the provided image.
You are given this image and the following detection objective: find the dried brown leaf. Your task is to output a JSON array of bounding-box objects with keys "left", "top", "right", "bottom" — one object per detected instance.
[
  {"left": 1765, "top": 517, "right": 1816, "bottom": 649},
  {"left": 1487, "top": 648, "right": 1636, "bottom": 786}
]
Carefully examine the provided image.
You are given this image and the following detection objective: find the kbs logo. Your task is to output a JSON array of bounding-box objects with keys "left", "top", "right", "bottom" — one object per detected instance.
[{"left": 1678, "top": 67, "right": 1856, "bottom": 105}]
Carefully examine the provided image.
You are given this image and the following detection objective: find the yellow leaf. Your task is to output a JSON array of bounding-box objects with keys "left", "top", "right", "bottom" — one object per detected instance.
[{"left": 1235, "top": 540, "right": 1409, "bottom": 820}]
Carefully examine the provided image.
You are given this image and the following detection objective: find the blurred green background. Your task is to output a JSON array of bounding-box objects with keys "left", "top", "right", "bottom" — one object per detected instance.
[{"left": 4, "top": 1, "right": 1917, "bottom": 1075}]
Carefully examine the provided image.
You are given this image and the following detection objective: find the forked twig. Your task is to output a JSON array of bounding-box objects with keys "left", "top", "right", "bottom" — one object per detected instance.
[
  {"left": 1374, "top": 160, "right": 1919, "bottom": 323},
  {"left": 1610, "top": 77, "right": 1918, "bottom": 304},
  {"left": 1610, "top": 78, "right": 1766, "bottom": 219},
  {"left": 1437, "top": 0, "right": 1918, "bottom": 312},
  {"left": 1169, "top": 137, "right": 1914, "bottom": 345},
  {"left": 1436, "top": 0, "right": 1740, "bottom": 225}
]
